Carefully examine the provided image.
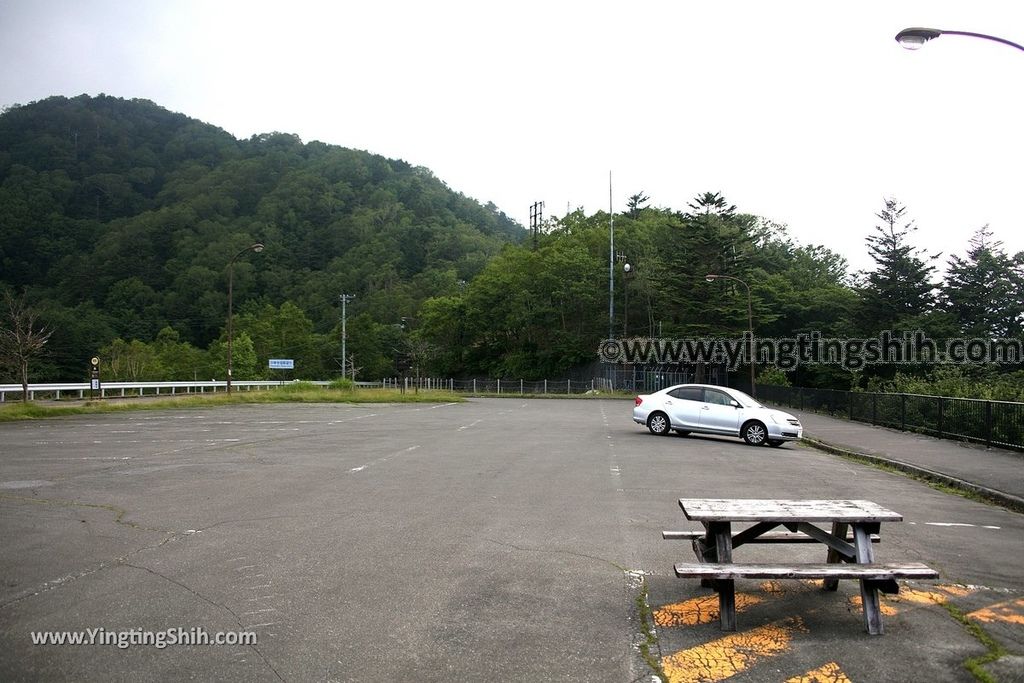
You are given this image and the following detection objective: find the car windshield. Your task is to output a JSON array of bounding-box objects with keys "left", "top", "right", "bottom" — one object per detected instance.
[{"left": 728, "top": 389, "right": 764, "bottom": 409}]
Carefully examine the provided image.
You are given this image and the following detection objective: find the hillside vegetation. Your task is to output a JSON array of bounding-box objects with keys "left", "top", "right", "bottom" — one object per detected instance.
[
  {"left": 2, "top": 95, "right": 1021, "bottom": 395},
  {"left": 0, "top": 95, "right": 522, "bottom": 380}
]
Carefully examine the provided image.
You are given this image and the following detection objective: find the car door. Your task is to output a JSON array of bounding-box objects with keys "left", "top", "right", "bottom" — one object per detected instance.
[
  {"left": 664, "top": 386, "right": 703, "bottom": 429},
  {"left": 697, "top": 388, "right": 742, "bottom": 434}
]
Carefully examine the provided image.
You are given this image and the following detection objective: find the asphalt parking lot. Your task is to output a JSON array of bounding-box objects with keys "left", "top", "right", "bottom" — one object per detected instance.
[{"left": 1, "top": 398, "right": 1022, "bottom": 682}]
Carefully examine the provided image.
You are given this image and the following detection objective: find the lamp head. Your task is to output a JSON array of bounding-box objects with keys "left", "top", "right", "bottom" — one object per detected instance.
[
  {"left": 705, "top": 274, "right": 718, "bottom": 283},
  {"left": 896, "top": 27, "right": 942, "bottom": 50},
  {"left": 252, "top": 243, "right": 265, "bottom": 253}
]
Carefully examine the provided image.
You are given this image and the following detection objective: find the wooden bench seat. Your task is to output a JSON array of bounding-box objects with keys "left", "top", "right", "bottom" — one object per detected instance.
[
  {"left": 662, "top": 530, "right": 880, "bottom": 543},
  {"left": 673, "top": 560, "right": 938, "bottom": 633},
  {"left": 673, "top": 561, "right": 938, "bottom": 581}
]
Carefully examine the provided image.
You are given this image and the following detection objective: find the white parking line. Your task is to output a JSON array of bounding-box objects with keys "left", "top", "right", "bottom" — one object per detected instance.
[
  {"left": 349, "top": 445, "right": 421, "bottom": 473},
  {"left": 917, "top": 528, "right": 1003, "bottom": 532}
]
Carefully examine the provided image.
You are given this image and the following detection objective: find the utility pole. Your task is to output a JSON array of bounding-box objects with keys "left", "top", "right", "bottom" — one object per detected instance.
[
  {"left": 608, "top": 171, "right": 614, "bottom": 340},
  {"left": 339, "top": 294, "right": 355, "bottom": 380},
  {"left": 529, "top": 201, "right": 544, "bottom": 250}
]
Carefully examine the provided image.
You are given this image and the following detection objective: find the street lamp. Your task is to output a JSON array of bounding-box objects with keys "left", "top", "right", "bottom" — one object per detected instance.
[
  {"left": 895, "top": 27, "right": 1024, "bottom": 53},
  {"left": 705, "top": 274, "right": 756, "bottom": 398},
  {"left": 339, "top": 293, "right": 355, "bottom": 381},
  {"left": 226, "top": 243, "right": 264, "bottom": 394}
]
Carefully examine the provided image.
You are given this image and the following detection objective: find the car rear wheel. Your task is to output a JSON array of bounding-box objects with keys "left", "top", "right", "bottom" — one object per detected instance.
[
  {"left": 741, "top": 420, "right": 768, "bottom": 446},
  {"left": 647, "top": 412, "right": 671, "bottom": 436}
]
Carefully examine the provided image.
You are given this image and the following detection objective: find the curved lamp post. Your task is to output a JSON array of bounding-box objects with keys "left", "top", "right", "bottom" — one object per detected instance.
[
  {"left": 705, "top": 274, "right": 756, "bottom": 398},
  {"left": 226, "top": 243, "right": 264, "bottom": 394},
  {"left": 895, "top": 27, "right": 1024, "bottom": 53}
]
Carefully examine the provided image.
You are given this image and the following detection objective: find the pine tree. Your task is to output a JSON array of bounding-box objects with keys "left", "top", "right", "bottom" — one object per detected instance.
[
  {"left": 856, "top": 198, "right": 938, "bottom": 333},
  {"left": 943, "top": 226, "right": 1024, "bottom": 338}
]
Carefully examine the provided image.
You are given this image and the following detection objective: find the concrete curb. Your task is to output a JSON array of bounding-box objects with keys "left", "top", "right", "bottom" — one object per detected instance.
[{"left": 801, "top": 436, "right": 1024, "bottom": 514}]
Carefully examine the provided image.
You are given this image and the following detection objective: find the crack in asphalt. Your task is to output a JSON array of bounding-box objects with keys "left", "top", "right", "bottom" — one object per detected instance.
[
  {"left": 483, "top": 537, "right": 629, "bottom": 572},
  {"left": 120, "top": 561, "right": 285, "bottom": 682},
  {"left": 0, "top": 530, "right": 178, "bottom": 609},
  {"left": 0, "top": 493, "right": 175, "bottom": 533}
]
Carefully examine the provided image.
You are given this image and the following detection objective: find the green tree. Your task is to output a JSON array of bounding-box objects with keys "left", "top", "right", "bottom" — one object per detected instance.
[
  {"left": 235, "top": 301, "right": 318, "bottom": 376},
  {"left": 942, "top": 226, "right": 1024, "bottom": 338},
  {"left": 100, "top": 338, "right": 163, "bottom": 380},
  {"left": 856, "top": 198, "right": 938, "bottom": 334},
  {"left": 152, "top": 326, "right": 207, "bottom": 380}
]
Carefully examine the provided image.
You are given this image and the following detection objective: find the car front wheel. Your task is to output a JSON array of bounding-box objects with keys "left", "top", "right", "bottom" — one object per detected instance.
[
  {"left": 741, "top": 421, "right": 768, "bottom": 446},
  {"left": 647, "top": 412, "right": 671, "bottom": 436}
]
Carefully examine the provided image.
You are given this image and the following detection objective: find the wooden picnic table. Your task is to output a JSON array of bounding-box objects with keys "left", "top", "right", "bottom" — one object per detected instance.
[{"left": 668, "top": 498, "right": 938, "bottom": 635}]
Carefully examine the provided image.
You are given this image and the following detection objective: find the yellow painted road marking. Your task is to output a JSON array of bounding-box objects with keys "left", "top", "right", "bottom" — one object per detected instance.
[
  {"left": 889, "top": 587, "right": 949, "bottom": 606},
  {"left": 661, "top": 616, "right": 807, "bottom": 683},
  {"left": 785, "top": 661, "right": 852, "bottom": 683},
  {"left": 969, "top": 598, "right": 1024, "bottom": 625},
  {"left": 847, "top": 595, "right": 899, "bottom": 616},
  {"left": 654, "top": 593, "right": 765, "bottom": 627},
  {"left": 937, "top": 584, "right": 975, "bottom": 597}
]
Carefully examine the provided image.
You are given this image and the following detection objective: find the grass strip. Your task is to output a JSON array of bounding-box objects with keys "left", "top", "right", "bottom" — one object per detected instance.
[
  {"left": 0, "top": 385, "right": 463, "bottom": 421},
  {"left": 634, "top": 578, "right": 668, "bottom": 681},
  {"left": 941, "top": 602, "right": 1008, "bottom": 683}
]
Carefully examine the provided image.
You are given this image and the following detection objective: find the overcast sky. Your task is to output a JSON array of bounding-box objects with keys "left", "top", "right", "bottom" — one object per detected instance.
[{"left": 2, "top": 1, "right": 1021, "bottom": 274}]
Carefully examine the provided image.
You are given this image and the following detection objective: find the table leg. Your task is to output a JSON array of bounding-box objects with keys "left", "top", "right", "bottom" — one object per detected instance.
[
  {"left": 853, "top": 523, "right": 884, "bottom": 635},
  {"left": 695, "top": 523, "right": 716, "bottom": 588},
  {"left": 824, "top": 521, "right": 848, "bottom": 591},
  {"left": 709, "top": 521, "right": 736, "bottom": 631}
]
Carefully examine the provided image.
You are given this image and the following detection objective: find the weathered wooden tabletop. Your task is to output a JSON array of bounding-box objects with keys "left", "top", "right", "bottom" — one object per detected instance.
[{"left": 679, "top": 498, "right": 903, "bottom": 523}]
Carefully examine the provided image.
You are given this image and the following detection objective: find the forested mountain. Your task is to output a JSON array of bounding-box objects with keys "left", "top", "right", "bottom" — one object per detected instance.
[
  {"left": 2, "top": 95, "right": 1021, "bottom": 392},
  {"left": 0, "top": 95, "right": 523, "bottom": 380}
]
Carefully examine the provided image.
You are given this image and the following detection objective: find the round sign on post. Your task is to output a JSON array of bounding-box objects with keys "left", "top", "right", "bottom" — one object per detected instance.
[{"left": 89, "top": 357, "right": 101, "bottom": 397}]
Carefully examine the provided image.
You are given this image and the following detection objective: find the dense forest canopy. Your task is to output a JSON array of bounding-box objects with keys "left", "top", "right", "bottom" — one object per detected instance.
[
  {"left": 0, "top": 95, "right": 523, "bottom": 380},
  {"left": 1, "top": 95, "right": 1022, "bottom": 396}
]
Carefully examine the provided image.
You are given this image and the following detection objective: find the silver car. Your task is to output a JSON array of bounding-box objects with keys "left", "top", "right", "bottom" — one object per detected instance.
[{"left": 633, "top": 383, "right": 803, "bottom": 447}]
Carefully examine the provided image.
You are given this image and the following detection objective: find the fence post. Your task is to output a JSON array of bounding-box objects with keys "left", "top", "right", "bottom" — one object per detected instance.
[
  {"left": 473, "top": 378, "right": 477, "bottom": 394},
  {"left": 848, "top": 393, "right": 854, "bottom": 421},
  {"left": 937, "top": 397, "right": 944, "bottom": 439},
  {"left": 520, "top": 379, "right": 524, "bottom": 395},
  {"left": 872, "top": 393, "right": 877, "bottom": 425},
  {"left": 567, "top": 379, "right": 571, "bottom": 394},
  {"left": 900, "top": 394, "right": 906, "bottom": 431},
  {"left": 985, "top": 400, "right": 993, "bottom": 448},
  {"left": 544, "top": 379, "right": 547, "bottom": 394}
]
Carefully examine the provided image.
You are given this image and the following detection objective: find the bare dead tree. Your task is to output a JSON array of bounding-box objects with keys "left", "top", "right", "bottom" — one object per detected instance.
[{"left": 0, "top": 292, "right": 53, "bottom": 402}]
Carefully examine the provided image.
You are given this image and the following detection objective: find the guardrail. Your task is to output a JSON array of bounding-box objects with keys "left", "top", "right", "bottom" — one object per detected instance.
[
  {"left": 1, "top": 377, "right": 613, "bottom": 401},
  {"left": 755, "top": 384, "right": 1024, "bottom": 453},
  {"left": 381, "top": 378, "right": 613, "bottom": 394},
  {"left": 0, "top": 380, "right": 383, "bottom": 402}
]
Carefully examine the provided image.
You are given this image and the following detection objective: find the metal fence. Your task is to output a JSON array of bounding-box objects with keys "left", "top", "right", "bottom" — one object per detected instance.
[
  {"left": 755, "top": 384, "right": 1024, "bottom": 453},
  {"left": 0, "top": 380, "right": 382, "bottom": 402},
  {"left": 381, "top": 378, "right": 611, "bottom": 394},
  {"left": 383, "top": 370, "right": 730, "bottom": 394}
]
